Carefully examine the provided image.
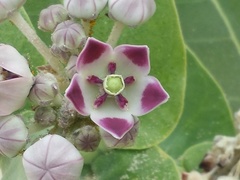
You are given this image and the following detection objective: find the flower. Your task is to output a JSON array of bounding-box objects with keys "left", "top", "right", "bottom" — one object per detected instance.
[
  {"left": 0, "top": 115, "right": 28, "bottom": 157},
  {"left": 0, "top": 44, "right": 34, "bottom": 116},
  {"left": 65, "top": 38, "right": 169, "bottom": 139},
  {"left": 108, "top": 0, "right": 156, "bottom": 26},
  {"left": 22, "top": 134, "right": 84, "bottom": 180},
  {"left": 0, "top": 0, "right": 26, "bottom": 23},
  {"left": 63, "top": 0, "right": 108, "bottom": 20}
]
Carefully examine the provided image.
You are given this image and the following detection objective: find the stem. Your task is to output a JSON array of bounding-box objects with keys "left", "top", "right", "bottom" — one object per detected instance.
[
  {"left": 81, "top": 19, "right": 91, "bottom": 36},
  {"left": 9, "top": 11, "right": 64, "bottom": 73},
  {"left": 106, "top": 21, "right": 125, "bottom": 47}
]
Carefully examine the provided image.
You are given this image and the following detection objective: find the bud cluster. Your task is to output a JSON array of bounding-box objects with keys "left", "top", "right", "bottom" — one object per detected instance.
[{"left": 0, "top": 0, "right": 159, "bottom": 179}]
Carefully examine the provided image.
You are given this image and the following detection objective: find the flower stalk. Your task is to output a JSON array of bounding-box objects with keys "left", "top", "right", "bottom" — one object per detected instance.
[
  {"left": 9, "top": 11, "right": 64, "bottom": 73},
  {"left": 106, "top": 21, "right": 125, "bottom": 47}
]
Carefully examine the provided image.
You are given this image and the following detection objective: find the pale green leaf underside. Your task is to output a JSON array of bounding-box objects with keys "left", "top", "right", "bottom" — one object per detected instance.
[
  {"left": 160, "top": 48, "right": 235, "bottom": 158},
  {"left": 90, "top": 146, "right": 180, "bottom": 180},
  {"left": 175, "top": 0, "right": 240, "bottom": 112}
]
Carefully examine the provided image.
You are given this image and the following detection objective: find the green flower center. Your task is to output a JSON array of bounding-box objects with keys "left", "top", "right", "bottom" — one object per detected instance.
[{"left": 103, "top": 74, "right": 125, "bottom": 95}]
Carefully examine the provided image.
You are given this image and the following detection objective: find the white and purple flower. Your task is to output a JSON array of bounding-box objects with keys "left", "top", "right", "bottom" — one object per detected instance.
[
  {"left": 65, "top": 37, "right": 169, "bottom": 139},
  {"left": 0, "top": 44, "right": 34, "bottom": 116}
]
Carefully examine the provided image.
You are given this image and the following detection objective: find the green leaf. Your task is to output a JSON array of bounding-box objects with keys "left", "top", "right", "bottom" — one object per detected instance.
[
  {"left": 91, "top": 147, "right": 181, "bottom": 180},
  {"left": 175, "top": 0, "right": 240, "bottom": 112},
  {"left": 160, "top": 48, "right": 235, "bottom": 158},
  {"left": 0, "top": 156, "right": 27, "bottom": 180},
  {"left": 179, "top": 141, "right": 212, "bottom": 171}
]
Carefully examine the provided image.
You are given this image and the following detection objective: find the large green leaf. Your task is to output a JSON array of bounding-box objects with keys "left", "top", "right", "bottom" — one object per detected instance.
[
  {"left": 160, "top": 48, "right": 235, "bottom": 158},
  {"left": 175, "top": 0, "right": 240, "bottom": 112},
  {"left": 91, "top": 147, "right": 181, "bottom": 180}
]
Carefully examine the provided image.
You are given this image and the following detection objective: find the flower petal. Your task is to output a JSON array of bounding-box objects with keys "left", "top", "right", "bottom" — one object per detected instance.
[
  {"left": 0, "top": 77, "right": 33, "bottom": 116},
  {"left": 23, "top": 134, "right": 84, "bottom": 180},
  {"left": 113, "top": 44, "right": 150, "bottom": 78},
  {"left": 0, "top": 44, "right": 33, "bottom": 78},
  {"left": 90, "top": 99, "right": 134, "bottom": 139},
  {"left": 123, "top": 76, "right": 169, "bottom": 116},
  {"left": 100, "top": 116, "right": 139, "bottom": 148},
  {"left": 65, "top": 74, "right": 97, "bottom": 116},
  {"left": 76, "top": 37, "right": 113, "bottom": 78}
]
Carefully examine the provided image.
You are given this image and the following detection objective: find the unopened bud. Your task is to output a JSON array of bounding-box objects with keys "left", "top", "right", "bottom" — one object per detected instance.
[
  {"left": 0, "top": 115, "right": 28, "bottom": 157},
  {"left": 29, "top": 72, "right": 59, "bottom": 106},
  {"left": 64, "top": 0, "right": 107, "bottom": 20},
  {"left": 73, "top": 125, "right": 101, "bottom": 152},
  {"left": 34, "top": 106, "right": 57, "bottom": 126},
  {"left": 0, "top": 0, "right": 26, "bottom": 23},
  {"left": 51, "top": 44, "right": 70, "bottom": 61},
  {"left": 108, "top": 0, "right": 156, "bottom": 26},
  {"left": 23, "top": 134, "right": 84, "bottom": 180},
  {"left": 58, "top": 99, "right": 78, "bottom": 128},
  {"left": 51, "top": 20, "right": 86, "bottom": 52},
  {"left": 100, "top": 116, "right": 139, "bottom": 148},
  {"left": 38, "top": 4, "right": 69, "bottom": 32}
]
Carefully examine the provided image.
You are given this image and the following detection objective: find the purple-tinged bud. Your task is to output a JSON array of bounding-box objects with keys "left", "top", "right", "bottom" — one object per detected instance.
[
  {"left": 73, "top": 125, "right": 101, "bottom": 152},
  {"left": 0, "top": 0, "right": 26, "bottom": 23},
  {"left": 0, "top": 115, "right": 28, "bottom": 157},
  {"left": 65, "top": 55, "right": 77, "bottom": 79},
  {"left": 0, "top": 44, "right": 34, "bottom": 116},
  {"left": 28, "top": 72, "right": 59, "bottom": 106},
  {"left": 108, "top": 0, "right": 156, "bottom": 26},
  {"left": 38, "top": 4, "right": 69, "bottom": 32},
  {"left": 100, "top": 116, "right": 139, "bottom": 148},
  {"left": 58, "top": 98, "right": 78, "bottom": 128},
  {"left": 51, "top": 44, "right": 71, "bottom": 61},
  {"left": 23, "top": 134, "right": 84, "bottom": 180},
  {"left": 64, "top": 0, "right": 108, "bottom": 20},
  {"left": 51, "top": 20, "right": 86, "bottom": 52},
  {"left": 34, "top": 106, "right": 57, "bottom": 126}
]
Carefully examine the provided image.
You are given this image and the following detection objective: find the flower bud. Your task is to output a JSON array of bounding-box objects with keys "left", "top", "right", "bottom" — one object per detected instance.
[
  {"left": 100, "top": 116, "right": 139, "bottom": 148},
  {"left": 0, "top": 0, "right": 26, "bottom": 23},
  {"left": 108, "top": 0, "right": 156, "bottom": 26},
  {"left": 65, "top": 55, "right": 77, "bottom": 78},
  {"left": 51, "top": 44, "right": 70, "bottom": 61},
  {"left": 58, "top": 98, "right": 78, "bottom": 128},
  {"left": 51, "top": 20, "right": 86, "bottom": 52},
  {"left": 23, "top": 134, "right": 84, "bottom": 180},
  {"left": 28, "top": 72, "right": 59, "bottom": 106},
  {"left": 64, "top": 0, "right": 108, "bottom": 20},
  {"left": 38, "top": 4, "right": 69, "bottom": 32},
  {"left": 0, "top": 44, "right": 34, "bottom": 116},
  {"left": 34, "top": 106, "right": 57, "bottom": 126},
  {"left": 0, "top": 115, "right": 28, "bottom": 157},
  {"left": 73, "top": 125, "right": 101, "bottom": 152}
]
